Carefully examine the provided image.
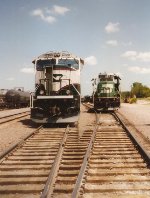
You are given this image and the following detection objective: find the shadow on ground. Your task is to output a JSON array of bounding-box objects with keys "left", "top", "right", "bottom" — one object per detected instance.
[{"left": 19, "top": 118, "right": 75, "bottom": 128}]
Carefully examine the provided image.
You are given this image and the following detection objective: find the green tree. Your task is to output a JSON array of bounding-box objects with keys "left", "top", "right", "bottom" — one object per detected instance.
[
  {"left": 121, "top": 91, "right": 130, "bottom": 99},
  {"left": 131, "top": 82, "right": 150, "bottom": 98}
]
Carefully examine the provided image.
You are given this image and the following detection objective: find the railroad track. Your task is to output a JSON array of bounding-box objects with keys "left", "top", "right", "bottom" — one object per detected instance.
[
  {"left": 41, "top": 106, "right": 98, "bottom": 197},
  {"left": 0, "top": 110, "right": 30, "bottom": 124},
  {"left": 50, "top": 124, "right": 94, "bottom": 197},
  {"left": 72, "top": 112, "right": 150, "bottom": 198},
  {"left": 0, "top": 104, "right": 150, "bottom": 197},
  {"left": 0, "top": 105, "right": 97, "bottom": 198},
  {"left": 0, "top": 125, "right": 69, "bottom": 197}
]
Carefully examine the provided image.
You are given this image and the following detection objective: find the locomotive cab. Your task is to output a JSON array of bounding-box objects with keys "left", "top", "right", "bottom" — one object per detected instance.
[
  {"left": 30, "top": 51, "right": 84, "bottom": 123},
  {"left": 93, "top": 73, "right": 121, "bottom": 110}
]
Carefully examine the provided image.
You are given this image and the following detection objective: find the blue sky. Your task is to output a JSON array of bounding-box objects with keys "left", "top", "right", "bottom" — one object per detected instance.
[{"left": 1, "top": 0, "right": 150, "bottom": 95}]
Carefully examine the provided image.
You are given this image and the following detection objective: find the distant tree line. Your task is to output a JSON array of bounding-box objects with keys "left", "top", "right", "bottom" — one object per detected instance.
[{"left": 122, "top": 82, "right": 150, "bottom": 99}]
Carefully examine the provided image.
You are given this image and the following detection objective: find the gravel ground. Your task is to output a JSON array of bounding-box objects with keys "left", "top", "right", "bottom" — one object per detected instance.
[
  {"left": 118, "top": 102, "right": 150, "bottom": 141},
  {"left": 0, "top": 105, "right": 95, "bottom": 157},
  {"left": 78, "top": 104, "right": 96, "bottom": 137},
  {"left": 1, "top": 102, "right": 149, "bottom": 158},
  {"left": 0, "top": 114, "right": 38, "bottom": 156},
  {"left": 0, "top": 108, "right": 30, "bottom": 117}
]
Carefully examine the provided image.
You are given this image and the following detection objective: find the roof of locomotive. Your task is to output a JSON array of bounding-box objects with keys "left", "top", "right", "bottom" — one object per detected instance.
[
  {"left": 32, "top": 51, "right": 84, "bottom": 64},
  {"left": 98, "top": 73, "right": 121, "bottom": 81}
]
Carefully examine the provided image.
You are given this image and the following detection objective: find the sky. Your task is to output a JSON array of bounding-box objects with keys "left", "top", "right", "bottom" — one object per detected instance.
[{"left": 1, "top": 0, "right": 150, "bottom": 95}]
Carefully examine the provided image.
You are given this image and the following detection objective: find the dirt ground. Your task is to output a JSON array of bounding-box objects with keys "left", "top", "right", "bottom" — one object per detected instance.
[
  {"left": 0, "top": 102, "right": 150, "bottom": 157},
  {"left": 0, "top": 115, "right": 38, "bottom": 156},
  {"left": 78, "top": 104, "right": 96, "bottom": 137},
  {"left": 118, "top": 102, "right": 150, "bottom": 141},
  {"left": 0, "top": 105, "right": 96, "bottom": 157}
]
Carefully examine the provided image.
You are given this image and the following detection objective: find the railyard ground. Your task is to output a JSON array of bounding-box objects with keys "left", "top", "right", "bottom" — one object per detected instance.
[
  {"left": 0, "top": 101, "right": 150, "bottom": 156},
  {"left": 118, "top": 100, "right": 150, "bottom": 141}
]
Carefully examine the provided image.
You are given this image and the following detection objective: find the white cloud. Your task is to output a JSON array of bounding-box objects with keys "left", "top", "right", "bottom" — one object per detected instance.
[
  {"left": 121, "top": 51, "right": 150, "bottom": 62},
  {"left": 105, "top": 22, "right": 120, "bottom": 33},
  {"left": 121, "top": 51, "right": 137, "bottom": 60},
  {"left": 31, "top": 5, "right": 70, "bottom": 24},
  {"left": 31, "top": 9, "right": 44, "bottom": 18},
  {"left": 85, "top": 56, "right": 97, "bottom": 65},
  {"left": 138, "top": 52, "right": 150, "bottom": 62},
  {"left": 128, "top": 66, "right": 150, "bottom": 74},
  {"left": 52, "top": 5, "right": 70, "bottom": 15},
  {"left": 106, "top": 40, "right": 118, "bottom": 46},
  {"left": 20, "top": 67, "right": 34, "bottom": 74},
  {"left": 43, "top": 16, "right": 56, "bottom": 23},
  {"left": 121, "top": 41, "right": 133, "bottom": 46},
  {"left": 6, "top": 77, "right": 15, "bottom": 81},
  {"left": 105, "top": 40, "right": 132, "bottom": 47},
  {"left": 31, "top": 8, "right": 56, "bottom": 24}
]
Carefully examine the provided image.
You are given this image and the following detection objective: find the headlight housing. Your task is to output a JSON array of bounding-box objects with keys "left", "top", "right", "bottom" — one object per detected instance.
[
  {"left": 66, "top": 90, "right": 71, "bottom": 95},
  {"left": 39, "top": 90, "right": 45, "bottom": 95}
]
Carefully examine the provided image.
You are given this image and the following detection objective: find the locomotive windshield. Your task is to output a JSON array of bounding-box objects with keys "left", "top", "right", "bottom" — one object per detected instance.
[
  {"left": 58, "top": 59, "right": 79, "bottom": 69},
  {"left": 36, "top": 59, "right": 56, "bottom": 71},
  {"left": 36, "top": 58, "right": 79, "bottom": 71},
  {"left": 99, "top": 74, "right": 114, "bottom": 81}
]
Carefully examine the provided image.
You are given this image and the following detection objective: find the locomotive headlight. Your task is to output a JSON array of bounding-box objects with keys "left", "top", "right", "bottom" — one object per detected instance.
[
  {"left": 39, "top": 90, "right": 45, "bottom": 95},
  {"left": 66, "top": 90, "right": 70, "bottom": 95}
]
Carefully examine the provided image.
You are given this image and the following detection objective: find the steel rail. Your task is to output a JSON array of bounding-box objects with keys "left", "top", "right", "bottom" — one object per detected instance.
[
  {"left": 72, "top": 109, "right": 150, "bottom": 197},
  {"left": 82, "top": 113, "right": 150, "bottom": 196},
  {"left": 40, "top": 125, "right": 70, "bottom": 198},
  {"left": 113, "top": 111, "right": 150, "bottom": 166},
  {"left": 82, "top": 102, "right": 94, "bottom": 109},
  {"left": 0, "top": 111, "right": 30, "bottom": 124},
  {"left": 0, "top": 110, "right": 30, "bottom": 120},
  {"left": 72, "top": 109, "right": 99, "bottom": 198},
  {"left": 0, "top": 125, "right": 43, "bottom": 161}
]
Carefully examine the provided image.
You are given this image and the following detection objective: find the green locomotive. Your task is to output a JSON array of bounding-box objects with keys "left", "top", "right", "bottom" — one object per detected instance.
[{"left": 92, "top": 73, "right": 121, "bottom": 110}]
